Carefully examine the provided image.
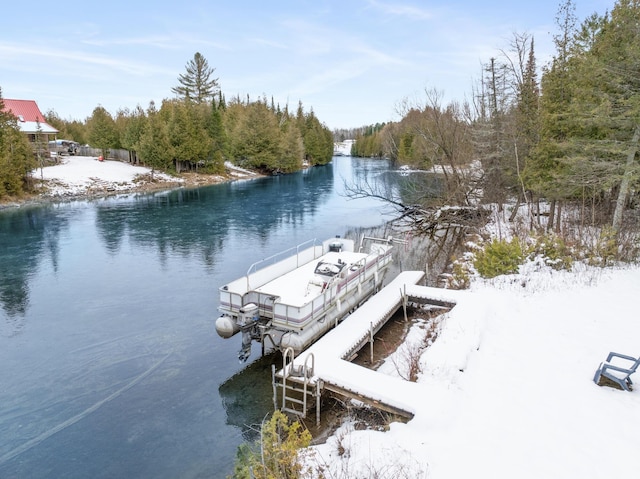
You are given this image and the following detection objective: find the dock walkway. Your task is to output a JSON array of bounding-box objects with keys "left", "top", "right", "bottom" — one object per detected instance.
[{"left": 275, "top": 271, "right": 467, "bottom": 420}]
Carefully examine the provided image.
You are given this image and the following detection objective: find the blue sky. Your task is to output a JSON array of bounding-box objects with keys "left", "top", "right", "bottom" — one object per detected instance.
[{"left": 1, "top": 0, "right": 614, "bottom": 129}]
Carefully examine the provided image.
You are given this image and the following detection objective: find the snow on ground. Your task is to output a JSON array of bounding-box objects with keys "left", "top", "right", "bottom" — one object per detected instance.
[
  {"left": 224, "top": 160, "right": 258, "bottom": 178},
  {"left": 333, "top": 140, "right": 355, "bottom": 156},
  {"left": 305, "top": 262, "right": 640, "bottom": 478},
  {"left": 29, "top": 155, "right": 639, "bottom": 477},
  {"left": 33, "top": 156, "right": 182, "bottom": 197}
]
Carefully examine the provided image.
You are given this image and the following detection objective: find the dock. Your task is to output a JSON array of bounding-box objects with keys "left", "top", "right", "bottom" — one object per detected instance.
[{"left": 272, "top": 271, "right": 466, "bottom": 423}]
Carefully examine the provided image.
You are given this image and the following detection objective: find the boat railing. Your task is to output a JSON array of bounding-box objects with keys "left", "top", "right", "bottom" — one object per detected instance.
[
  {"left": 246, "top": 238, "right": 320, "bottom": 276},
  {"left": 245, "top": 238, "right": 324, "bottom": 291},
  {"left": 272, "top": 253, "right": 387, "bottom": 328}
]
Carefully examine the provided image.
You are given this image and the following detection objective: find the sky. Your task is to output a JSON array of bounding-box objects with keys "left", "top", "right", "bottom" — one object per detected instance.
[{"left": 1, "top": 0, "right": 616, "bottom": 130}]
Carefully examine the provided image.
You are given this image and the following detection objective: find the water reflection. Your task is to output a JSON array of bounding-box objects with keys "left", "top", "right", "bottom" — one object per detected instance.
[
  {"left": 219, "top": 354, "right": 281, "bottom": 441},
  {"left": 0, "top": 163, "right": 336, "bottom": 323},
  {"left": 94, "top": 163, "right": 334, "bottom": 265},
  {"left": 0, "top": 205, "right": 69, "bottom": 331}
]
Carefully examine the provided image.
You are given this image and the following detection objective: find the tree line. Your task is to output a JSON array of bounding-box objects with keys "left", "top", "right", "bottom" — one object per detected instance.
[
  {"left": 0, "top": 52, "right": 334, "bottom": 199},
  {"left": 351, "top": 0, "right": 640, "bottom": 236}
]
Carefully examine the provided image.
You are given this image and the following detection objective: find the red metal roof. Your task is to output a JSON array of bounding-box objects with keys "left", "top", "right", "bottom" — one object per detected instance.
[{"left": 2, "top": 99, "right": 48, "bottom": 123}]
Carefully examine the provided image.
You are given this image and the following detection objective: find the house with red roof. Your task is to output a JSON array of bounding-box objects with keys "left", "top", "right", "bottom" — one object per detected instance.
[{"left": 1, "top": 99, "right": 58, "bottom": 155}]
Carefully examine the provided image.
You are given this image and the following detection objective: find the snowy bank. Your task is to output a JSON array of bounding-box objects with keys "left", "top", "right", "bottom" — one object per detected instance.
[
  {"left": 32, "top": 156, "right": 183, "bottom": 198},
  {"left": 306, "top": 264, "right": 640, "bottom": 478}
]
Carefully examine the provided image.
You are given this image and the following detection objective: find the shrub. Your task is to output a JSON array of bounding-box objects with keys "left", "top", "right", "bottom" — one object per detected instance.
[
  {"left": 474, "top": 238, "right": 524, "bottom": 278},
  {"left": 587, "top": 226, "right": 618, "bottom": 266},
  {"left": 232, "top": 410, "right": 312, "bottom": 479},
  {"left": 449, "top": 260, "right": 471, "bottom": 289},
  {"left": 530, "top": 233, "right": 573, "bottom": 270}
]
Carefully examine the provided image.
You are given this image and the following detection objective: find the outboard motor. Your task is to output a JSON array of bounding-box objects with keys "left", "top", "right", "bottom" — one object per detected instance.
[{"left": 238, "top": 303, "right": 259, "bottom": 362}]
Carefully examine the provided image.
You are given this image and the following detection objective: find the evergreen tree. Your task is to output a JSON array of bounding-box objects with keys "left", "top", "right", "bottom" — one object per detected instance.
[
  {"left": 138, "top": 102, "right": 172, "bottom": 177},
  {"left": 0, "top": 90, "right": 34, "bottom": 197},
  {"left": 87, "top": 106, "right": 118, "bottom": 158},
  {"left": 301, "top": 111, "right": 333, "bottom": 166},
  {"left": 231, "top": 101, "right": 281, "bottom": 172},
  {"left": 171, "top": 52, "right": 220, "bottom": 104},
  {"left": 516, "top": 37, "right": 540, "bottom": 170},
  {"left": 278, "top": 122, "right": 304, "bottom": 173},
  {"left": 207, "top": 98, "right": 227, "bottom": 173},
  {"left": 120, "top": 105, "right": 147, "bottom": 164},
  {"left": 165, "top": 100, "right": 212, "bottom": 171},
  {"left": 527, "top": 0, "right": 581, "bottom": 226},
  {"left": 532, "top": 0, "right": 640, "bottom": 229},
  {"left": 589, "top": 0, "right": 640, "bottom": 230}
]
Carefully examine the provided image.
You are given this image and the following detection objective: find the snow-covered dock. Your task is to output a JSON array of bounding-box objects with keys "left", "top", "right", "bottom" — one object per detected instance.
[{"left": 274, "top": 271, "right": 468, "bottom": 422}]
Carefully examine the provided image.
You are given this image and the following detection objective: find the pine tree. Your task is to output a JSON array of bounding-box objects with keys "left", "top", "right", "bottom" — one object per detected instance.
[
  {"left": 591, "top": 0, "right": 640, "bottom": 230},
  {"left": 138, "top": 102, "right": 172, "bottom": 178},
  {"left": 231, "top": 101, "right": 281, "bottom": 172},
  {"left": 527, "top": 0, "right": 580, "bottom": 226},
  {"left": 207, "top": 99, "right": 226, "bottom": 173},
  {"left": 171, "top": 52, "right": 220, "bottom": 104},
  {"left": 278, "top": 122, "right": 304, "bottom": 173},
  {"left": 87, "top": 106, "right": 118, "bottom": 159},
  {"left": 533, "top": 0, "right": 640, "bottom": 229},
  {"left": 120, "top": 105, "right": 147, "bottom": 164},
  {"left": 0, "top": 90, "right": 34, "bottom": 197},
  {"left": 165, "top": 100, "right": 212, "bottom": 171}
]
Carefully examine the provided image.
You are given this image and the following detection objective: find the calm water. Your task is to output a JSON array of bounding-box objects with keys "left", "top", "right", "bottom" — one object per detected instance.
[{"left": 0, "top": 157, "right": 398, "bottom": 479}]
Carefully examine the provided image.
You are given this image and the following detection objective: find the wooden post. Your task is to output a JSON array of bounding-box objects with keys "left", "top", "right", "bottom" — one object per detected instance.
[
  {"left": 401, "top": 287, "right": 408, "bottom": 322},
  {"left": 370, "top": 322, "right": 374, "bottom": 364},
  {"left": 271, "top": 364, "right": 278, "bottom": 411},
  {"left": 316, "top": 379, "right": 322, "bottom": 426}
]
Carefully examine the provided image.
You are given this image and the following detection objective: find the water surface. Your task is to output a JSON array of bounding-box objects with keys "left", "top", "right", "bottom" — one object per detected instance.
[{"left": 0, "top": 157, "right": 397, "bottom": 478}]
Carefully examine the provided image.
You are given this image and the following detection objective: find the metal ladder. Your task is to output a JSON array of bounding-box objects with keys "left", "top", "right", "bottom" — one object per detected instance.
[{"left": 273, "top": 348, "right": 321, "bottom": 423}]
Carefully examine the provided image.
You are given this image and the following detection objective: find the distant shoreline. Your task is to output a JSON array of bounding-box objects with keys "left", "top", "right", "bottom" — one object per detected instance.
[{"left": 0, "top": 169, "right": 252, "bottom": 211}]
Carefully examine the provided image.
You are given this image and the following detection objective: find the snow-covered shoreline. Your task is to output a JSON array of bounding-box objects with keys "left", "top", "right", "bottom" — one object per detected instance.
[
  {"left": 303, "top": 254, "right": 640, "bottom": 478},
  {"left": 1, "top": 156, "right": 256, "bottom": 209},
  {"left": 33, "top": 155, "right": 185, "bottom": 198}
]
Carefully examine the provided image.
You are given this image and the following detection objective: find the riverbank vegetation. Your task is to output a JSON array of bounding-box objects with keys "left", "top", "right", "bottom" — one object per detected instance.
[
  {"left": 350, "top": 0, "right": 640, "bottom": 260},
  {"left": 0, "top": 52, "right": 334, "bottom": 201}
]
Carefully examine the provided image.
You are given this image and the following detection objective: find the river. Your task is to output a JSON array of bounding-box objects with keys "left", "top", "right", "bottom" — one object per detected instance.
[{"left": 0, "top": 156, "right": 403, "bottom": 479}]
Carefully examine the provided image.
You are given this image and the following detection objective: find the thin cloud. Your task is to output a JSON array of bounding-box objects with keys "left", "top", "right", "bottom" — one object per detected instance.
[
  {"left": 0, "top": 42, "right": 173, "bottom": 77},
  {"left": 82, "top": 34, "right": 231, "bottom": 52},
  {"left": 366, "top": 0, "right": 434, "bottom": 20}
]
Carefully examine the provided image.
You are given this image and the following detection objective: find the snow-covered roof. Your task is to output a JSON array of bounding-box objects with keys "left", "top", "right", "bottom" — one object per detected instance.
[{"left": 15, "top": 120, "right": 58, "bottom": 134}]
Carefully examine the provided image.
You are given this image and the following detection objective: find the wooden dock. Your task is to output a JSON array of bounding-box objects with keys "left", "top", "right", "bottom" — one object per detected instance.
[{"left": 272, "top": 271, "right": 465, "bottom": 423}]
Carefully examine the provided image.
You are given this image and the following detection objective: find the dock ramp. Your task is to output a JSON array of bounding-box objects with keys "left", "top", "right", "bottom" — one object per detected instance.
[{"left": 273, "top": 271, "right": 464, "bottom": 422}]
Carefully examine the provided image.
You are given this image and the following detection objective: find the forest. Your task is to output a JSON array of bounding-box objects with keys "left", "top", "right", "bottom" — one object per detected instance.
[{"left": 349, "top": 0, "right": 640, "bottom": 245}]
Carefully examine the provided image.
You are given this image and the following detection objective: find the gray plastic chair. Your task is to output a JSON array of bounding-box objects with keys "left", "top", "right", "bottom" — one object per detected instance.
[{"left": 593, "top": 352, "right": 640, "bottom": 391}]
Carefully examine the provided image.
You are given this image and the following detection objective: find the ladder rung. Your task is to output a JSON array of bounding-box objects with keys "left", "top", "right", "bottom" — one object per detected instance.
[
  {"left": 282, "top": 407, "right": 304, "bottom": 416},
  {"left": 283, "top": 386, "right": 309, "bottom": 395}
]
